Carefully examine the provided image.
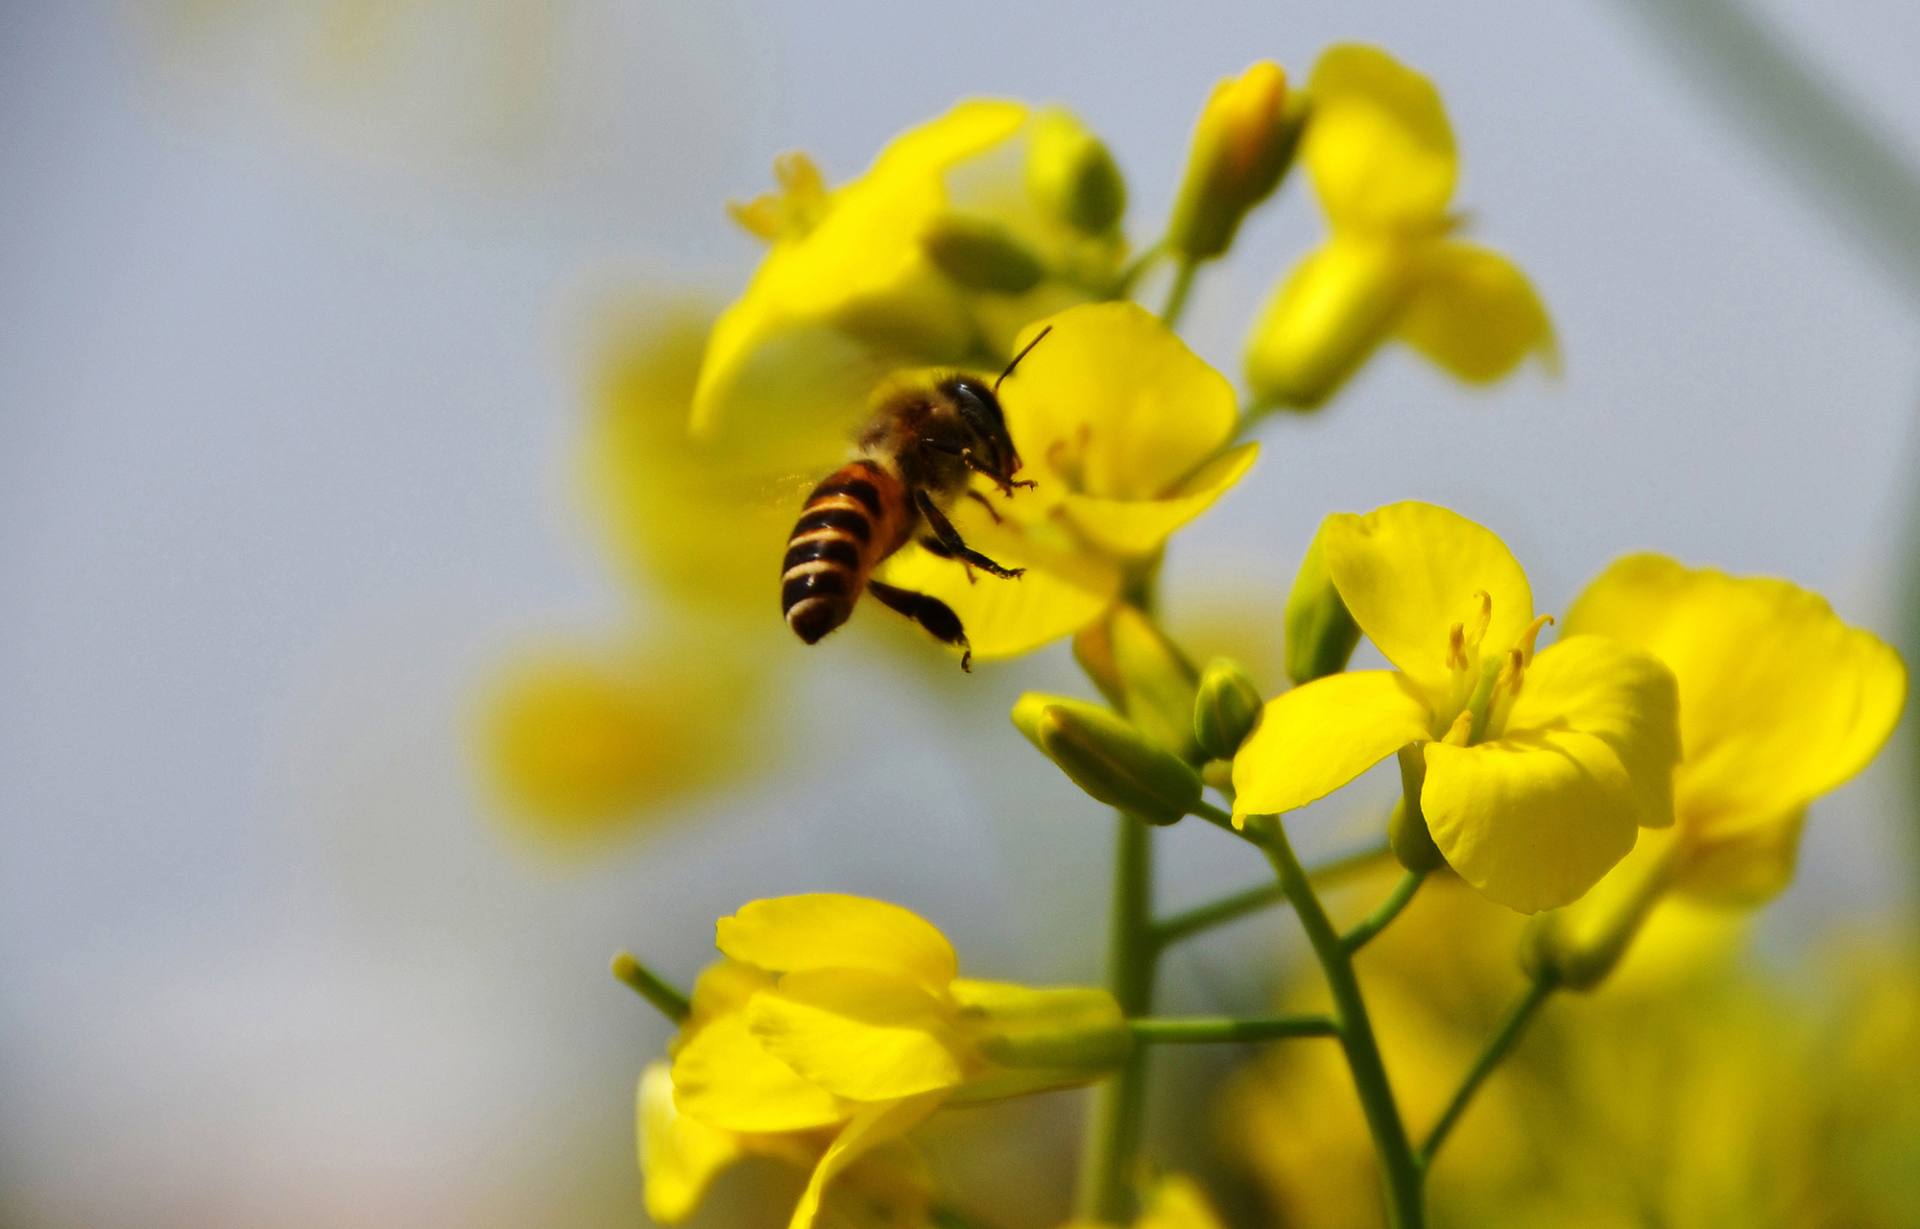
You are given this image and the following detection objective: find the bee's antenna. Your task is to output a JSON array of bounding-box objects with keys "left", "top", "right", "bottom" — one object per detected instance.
[{"left": 993, "top": 325, "right": 1053, "bottom": 394}]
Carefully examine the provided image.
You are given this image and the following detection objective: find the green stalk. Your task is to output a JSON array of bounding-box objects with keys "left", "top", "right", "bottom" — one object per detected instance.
[
  {"left": 1419, "top": 975, "right": 1558, "bottom": 1167},
  {"left": 1257, "top": 815, "right": 1426, "bottom": 1229},
  {"left": 1074, "top": 812, "right": 1156, "bottom": 1222},
  {"left": 610, "top": 952, "right": 691, "bottom": 1024},
  {"left": 1160, "top": 259, "right": 1201, "bottom": 328},
  {"left": 1130, "top": 1014, "right": 1337, "bottom": 1043},
  {"left": 1341, "top": 871, "right": 1427, "bottom": 954},
  {"left": 1150, "top": 839, "right": 1395, "bottom": 949}
]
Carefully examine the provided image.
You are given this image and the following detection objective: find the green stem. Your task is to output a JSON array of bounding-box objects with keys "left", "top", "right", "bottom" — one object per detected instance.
[
  {"left": 1112, "top": 241, "right": 1168, "bottom": 297},
  {"left": 1341, "top": 871, "right": 1427, "bottom": 954},
  {"left": 1186, "top": 797, "right": 1266, "bottom": 848},
  {"left": 1075, "top": 813, "right": 1157, "bottom": 1222},
  {"left": 1257, "top": 816, "right": 1426, "bottom": 1229},
  {"left": 610, "top": 952, "right": 690, "bottom": 1024},
  {"left": 1130, "top": 1014, "right": 1337, "bottom": 1044},
  {"left": 1159, "top": 259, "right": 1201, "bottom": 327},
  {"left": 1419, "top": 975, "right": 1558, "bottom": 1168},
  {"left": 1150, "top": 840, "right": 1394, "bottom": 949}
]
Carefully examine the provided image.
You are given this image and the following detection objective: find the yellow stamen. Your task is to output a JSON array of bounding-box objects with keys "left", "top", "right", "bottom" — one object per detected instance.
[
  {"left": 1513, "top": 613, "right": 1554, "bottom": 664},
  {"left": 1463, "top": 590, "right": 1493, "bottom": 648},
  {"left": 1441, "top": 710, "right": 1473, "bottom": 746},
  {"left": 1446, "top": 622, "right": 1469, "bottom": 671}
]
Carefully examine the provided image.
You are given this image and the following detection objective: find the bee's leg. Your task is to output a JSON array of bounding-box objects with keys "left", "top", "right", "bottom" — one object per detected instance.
[
  {"left": 962, "top": 489, "right": 1011, "bottom": 525},
  {"left": 868, "top": 579, "right": 973, "bottom": 672},
  {"left": 917, "top": 534, "right": 976, "bottom": 584},
  {"left": 915, "top": 491, "right": 1024, "bottom": 580}
]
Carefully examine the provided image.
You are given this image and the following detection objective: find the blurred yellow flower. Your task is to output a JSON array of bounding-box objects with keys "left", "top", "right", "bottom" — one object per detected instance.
[
  {"left": 1232, "top": 502, "right": 1680, "bottom": 912},
  {"left": 1531, "top": 556, "right": 1905, "bottom": 983},
  {"left": 1058, "top": 1173, "right": 1229, "bottom": 1229},
  {"left": 1245, "top": 45, "right": 1553, "bottom": 408},
  {"left": 660, "top": 894, "right": 1127, "bottom": 1229},
  {"left": 693, "top": 102, "right": 1126, "bottom": 468},
  {"left": 880, "top": 302, "right": 1257, "bottom": 659},
  {"left": 476, "top": 305, "right": 791, "bottom": 845},
  {"left": 479, "top": 647, "right": 753, "bottom": 845}
]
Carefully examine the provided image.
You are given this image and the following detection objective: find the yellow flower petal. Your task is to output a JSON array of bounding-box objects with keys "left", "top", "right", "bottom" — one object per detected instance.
[
  {"left": 1671, "top": 807, "right": 1806, "bottom": 905},
  {"left": 1564, "top": 554, "right": 1907, "bottom": 837},
  {"left": 1231, "top": 670, "right": 1433, "bottom": 820},
  {"left": 1320, "top": 501, "right": 1533, "bottom": 697},
  {"left": 1244, "top": 234, "right": 1417, "bottom": 409},
  {"left": 684, "top": 959, "right": 777, "bottom": 1034},
  {"left": 748, "top": 969, "right": 968, "bottom": 1102},
  {"left": 716, "top": 894, "right": 959, "bottom": 992},
  {"left": 671, "top": 1012, "right": 849, "bottom": 1133},
  {"left": 638, "top": 1063, "right": 744, "bottom": 1224},
  {"left": 1305, "top": 44, "right": 1457, "bottom": 229},
  {"left": 876, "top": 509, "right": 1123, "bottom": 662},
  {"left": 1505, "top": 635, "right": 1680, "bottom": 830},
  {"left": 1422, "top": 729, "right": 1642, "bottom": 913},
  {"left": 869, "top": 99, "right": 1029, "bottom": 179},
  {"left": 789, "top": 1094, "right": 945, "bottom": 1229},
  {"left": 1395, "top": 240, "right": 1555, "bottom": 384},
  {"left": 1002, "top": 303, "right": 1240, "bottom": 501},
  {"left": 1059, "top": 443, "right": 1260, "bottom": 556},
  {"left": 691, "top": 103, "right": 1035, "bottom": 450}
]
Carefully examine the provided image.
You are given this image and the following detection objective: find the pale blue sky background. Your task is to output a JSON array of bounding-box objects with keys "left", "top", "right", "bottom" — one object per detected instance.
[{"left": 3, "top": 3, "right": 1918, "bottom": 1226}]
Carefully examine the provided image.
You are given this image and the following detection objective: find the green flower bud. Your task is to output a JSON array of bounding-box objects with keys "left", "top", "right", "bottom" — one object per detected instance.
[
  {"left": 1193, "top": 658, "right": 1263, "bottom": 760},
  {"left": 1011, "top": 693, "right": 1202, "bottom": 825},
  {"left": 1388, "top": 748, "right": 1444, "bottom": 873},
  {"left": 1026, "top": 108, "right": 1127, "bottom": 235},
  {"left": 923, "top": 214, "right": 1047, "bottom": 293},
  {"left": 1166, "top": 62, "right": 1302, "bottom": 261},
  {"left": 956, "top": 983, "right": 1131, "bottom": 1073},
  {"left": 1283, "top": 532, "right": 1361, "bottom": 684},
  {"left": 1075, "top": 606, "right": 1202, "bottom": 761}
]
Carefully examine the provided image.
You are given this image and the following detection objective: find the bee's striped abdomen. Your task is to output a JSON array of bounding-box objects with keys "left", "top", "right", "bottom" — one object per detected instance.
[{"left": 783, "top": 459, "right": 909, "bottom": 645}]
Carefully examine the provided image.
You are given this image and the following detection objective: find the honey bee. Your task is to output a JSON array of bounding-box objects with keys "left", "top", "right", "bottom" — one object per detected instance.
[{"left": 781, "top": 328, "right": 1051, "bottom": 671}]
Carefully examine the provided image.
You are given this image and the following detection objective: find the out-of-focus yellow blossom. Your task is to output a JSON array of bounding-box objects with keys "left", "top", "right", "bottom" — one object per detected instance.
[
  {"left": 658, "top": 894, "right": 1127, "bottom": 1229},
  {"left": 479, "top": 646, "right": 754, "bottom": 846},
  {"left": 1221, "top": 876, "right": 1532, "bottom": 1229},
  {"left": 1165, "top": 61, "right": 1300, "bottom": 260},
  {"left": 693, "top": 102, "right": 1127, "bottom": 467},
  {"left": 477, "top": 306, "right": 786, "bottom": 844},
  {"left": 1058, "top": 1173, "right": 1230, "bottom": 1229},
  {"left": 881, "top": 302, "right": 1257, "bottom": 659},
  {"left": 1245, "top": 45, "right": 1553, "bottom": 409},
  {"left": 1528, "top": 556, "right": 1905, "bottom": 984},
  {"left": 1232, "top": 502, "right": 1680, "bottom": 912}
]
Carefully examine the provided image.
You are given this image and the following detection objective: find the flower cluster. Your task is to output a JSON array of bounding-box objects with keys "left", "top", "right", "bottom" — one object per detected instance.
[{"left": 542, "top": 41, "right": 1912, "bottom": 1229}]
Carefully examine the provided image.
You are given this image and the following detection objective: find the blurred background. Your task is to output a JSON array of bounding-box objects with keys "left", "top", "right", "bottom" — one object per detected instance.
[{"left": 4, "top": 2, "right": 1918, "bottom": 1227}]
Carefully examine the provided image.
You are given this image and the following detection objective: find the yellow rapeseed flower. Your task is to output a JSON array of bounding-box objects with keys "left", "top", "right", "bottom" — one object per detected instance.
[
  {"left": 880, "top": 302, "right": 1257, "bottom": 658},
  {"left": 658, "top": 894, "right": 1127, "bottom": 1229},
  {"left": 1245, "top": 45, "right": 1553, "bottom": 409},
  {"left": 476, "top": 305, "right": 788, "bottom": 844},
  {"left": 1231, "top": 502, "right": 1680, "bottom": 913},
  {"left": 693, "top": 102, "right": 1126, "bottom": 465},
  {"left": 1529, "top": 556, "right": 1905, "bottom": 983}
]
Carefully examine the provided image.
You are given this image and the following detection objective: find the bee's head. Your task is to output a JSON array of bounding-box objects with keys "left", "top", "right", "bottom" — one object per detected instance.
[
  {"left": 939, "top": 375, "right": 1021, "bottom": 481},
  {"left": 938, "top": 325, "right": 1052, "bottom": 485}
]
